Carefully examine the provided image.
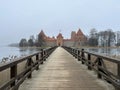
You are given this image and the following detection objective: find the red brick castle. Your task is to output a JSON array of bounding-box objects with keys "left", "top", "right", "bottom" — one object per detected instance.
[{"left": 38, "top": 28, "right": 87, "bottom": 47}]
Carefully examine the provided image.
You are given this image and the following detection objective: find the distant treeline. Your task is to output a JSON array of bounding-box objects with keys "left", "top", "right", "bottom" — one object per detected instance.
[
  {"left": 87, "top": 28, "right": 120, "bottom": 47},
  {"left": 19, "top": 34, "right": 45, "bottom": 47}
]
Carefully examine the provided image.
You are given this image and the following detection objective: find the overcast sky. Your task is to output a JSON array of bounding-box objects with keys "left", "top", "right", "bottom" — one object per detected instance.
[{"left": 0, "top": 0, "right": 120, "bottom": 45}]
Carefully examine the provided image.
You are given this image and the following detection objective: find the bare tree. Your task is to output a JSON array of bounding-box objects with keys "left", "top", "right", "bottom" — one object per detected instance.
[
  {"left": 88, "top": 28, "right": 98, "bottom": 46},
  {"left": 98, "top": 29, "right": 116, "bottom": 47},
  {"left": 19, "top": 38, "right": 28, "bottom": 47}
]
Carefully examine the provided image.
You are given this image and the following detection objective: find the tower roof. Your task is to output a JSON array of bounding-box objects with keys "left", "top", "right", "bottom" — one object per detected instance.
[
  {"left": 39, "top": 30, "right": 46, "bottom": 37},
  {"left": 57, "top": 33, "right": 63, "bottom": 38},
  {"left": 76, "top": 28, "right": 84, "bottom": 36}
]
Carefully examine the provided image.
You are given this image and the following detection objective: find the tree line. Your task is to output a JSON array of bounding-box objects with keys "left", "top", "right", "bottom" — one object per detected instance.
[
  {"left": 87, "top": 28, "right": 120, "bottom": 47},
  {"left": 19, "top": 34, "right": 45, "bottom": 47}
]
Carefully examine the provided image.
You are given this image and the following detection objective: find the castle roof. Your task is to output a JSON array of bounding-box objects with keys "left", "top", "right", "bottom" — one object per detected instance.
[
  {"left": 57, "top": 33, "right": 63, "bottom": 38},
  {"left": 39, "top": 30, "right": 46, "bottom": 37},
  {"left": 76, "top": 28, "right": 84, "bottom": 36}
]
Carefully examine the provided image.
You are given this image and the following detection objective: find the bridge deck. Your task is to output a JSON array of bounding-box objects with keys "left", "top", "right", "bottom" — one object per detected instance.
[{"left": 19, "top": 47, "right": 113, "bottom": 90}]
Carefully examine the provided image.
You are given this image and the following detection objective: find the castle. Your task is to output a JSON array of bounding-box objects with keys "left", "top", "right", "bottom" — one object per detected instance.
[{"left": 38, "top": 28, "right": 87, "bottom": 47}]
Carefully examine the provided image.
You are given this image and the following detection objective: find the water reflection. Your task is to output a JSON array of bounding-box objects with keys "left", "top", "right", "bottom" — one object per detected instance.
[
  {"left": 0, "top": 46, "right": 41, "bottom": 62},
  {"left": 0, "top": 46, "right": 41, "bottom": 61},
  {"left": 86, "top": 48, "right": 120, "bottom": 56},
  {"left": 18, "top": 47, "right": 41, "bottom": 56}
]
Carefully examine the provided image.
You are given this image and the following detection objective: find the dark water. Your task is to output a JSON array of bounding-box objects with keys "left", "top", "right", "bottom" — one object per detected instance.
[{"left": 0, "top": 46, "right": 41, "bottom": 60}]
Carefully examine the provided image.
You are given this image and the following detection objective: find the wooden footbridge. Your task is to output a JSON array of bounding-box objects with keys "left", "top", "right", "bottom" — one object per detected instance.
[{"left": 0, "top": 46, "right": 120, "bottom": 90}]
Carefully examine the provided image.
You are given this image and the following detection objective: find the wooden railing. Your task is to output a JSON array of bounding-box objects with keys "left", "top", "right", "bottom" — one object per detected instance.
[
  {"left": 62, "top": 46, "right": 120, "bottom": 90},
  {"left": 0, "top": 46, "right": 57, "bottom": 90}
]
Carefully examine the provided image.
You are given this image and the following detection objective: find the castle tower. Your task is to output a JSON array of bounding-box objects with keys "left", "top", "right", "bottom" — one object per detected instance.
[
  {"left": 76, "top": 28, "right": 86, "bottom": 46},
  {"left": 38, "top": 30, "right": 47, "bottom": 40},
  {"left": 56, "top": 33, "right": 63, "bottom": 46},
  {"left": 71, "top": 31, "right": 76, "bottom": 40},
  {"left": 76, "top": 28, "right": 84, "bottom": 36}
]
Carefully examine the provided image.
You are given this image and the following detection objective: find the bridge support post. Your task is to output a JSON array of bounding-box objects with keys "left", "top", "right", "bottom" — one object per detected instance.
[
  {"left": 10, "top": 65, "right": 17, "bottom": 88},
  {"left": 115, "top": 62, "right": 120, "bottom": 90},
  {"left": 27, "top": 58, "right": 32, "bottom": 78},
  {"left": 81, "top": 49, "right": 85, "bottom": 64},
  {"left": 78, "top": 50, "right": 80, "bottom": 61},
  {"left": 40, "top": 49, "right": 44, "bottom": 64},
  {"left": 88, "top": 54, "right": 92, "bottom": 70},
  {"left": 46, "top": 50, "right": 48, "bottom": 58},
  {"left": 36, "top": 54, "right": 39, "bottom": 70},
  {"left": 70, "top": 48, "right": 72, "bottom": 54},
  {"left": 97, "top": 58, "right": 102, "bottom": 79},
  {"left": 73, "top": 49, "right": 75, "bottom": 57},
  {"left": 75, "top": 50, "right": 77, "bottom": 58},
  {"left": 44, "top": 51, "right": 46, "bottom": 61},
  {"left": 117, "top": 62, "right": 120, "bottom": 77}
]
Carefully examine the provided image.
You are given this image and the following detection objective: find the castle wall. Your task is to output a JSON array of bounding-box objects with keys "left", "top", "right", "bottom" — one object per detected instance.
[
  {"left": 63, "top": 41, "right": 75, "bottom": 47},
  {"left": 46, "top": 41, "right": 56, "bottom": 47},
  {"left": 45, "top": 40, "right": 87, "bottom": 47}
]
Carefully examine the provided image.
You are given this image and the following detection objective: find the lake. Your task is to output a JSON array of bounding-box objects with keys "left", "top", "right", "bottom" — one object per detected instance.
[
  {"left": 0, "top": 46, "right": 41, "bottom": 61},
  {"left": 0, "top": 46, "right": 120, "bottom": 62},
  {"left": 85, "top": 47, "right": 120, "bottom": 56}
]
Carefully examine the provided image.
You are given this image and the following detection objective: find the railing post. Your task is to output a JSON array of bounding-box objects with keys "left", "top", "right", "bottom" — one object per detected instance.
[
  {"left": 117, "top": 62, "right": 120, "bottom": 77},
  {"left": 46, "top": 50, "right": 48, "bottom": 58},
  {"left": 44, "top": 50, "right": 46, "bottom": 61},
  {"left": 41, "top": 49, "right": 44, "bottom": 64},
  {"left": 72, "top": 49, "right": 74, "bottom": 57},
  {"left": 74, "top": 49, "right": 76, "bottom": 57},
  {"left": 115, "top": 62, "right": 120, "bottom": 90},
  {"left": 88, "top": 54, "right": 92, "bottom": 70},
  {"left": 81, "top": 49, "right": 85, "bottom": 64},
  {"left": 97, "top": 58, "right": 102, "bottom": 79},
  {"left": 78, "top": 50, "right": 80, "bottom": 61},
  {"left": 70, "top": 48, "right": 72, "bottom": 54},
  {"left": 72, "top": 49, "right": 74, "bottom": 56},
  {"left": 10, "top": 65, "right": 17, "bottom": 87},
  {"left": 36, "top": 54, "right": 39, "bottom": 70},
  {"left": 28, "top": 58, "right": 32, "bottom": 78},
  {"left": 75, "top": 49, "right": 77, "bottom": 58}
]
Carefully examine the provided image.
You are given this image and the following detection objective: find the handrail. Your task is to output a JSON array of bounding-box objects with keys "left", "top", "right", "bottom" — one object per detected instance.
[
  {"left": 0, "top": 46, "right": 57, "bottom": 90},
  {"left": 62, "top": 46, "right": 120, "bottom": 90}
]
